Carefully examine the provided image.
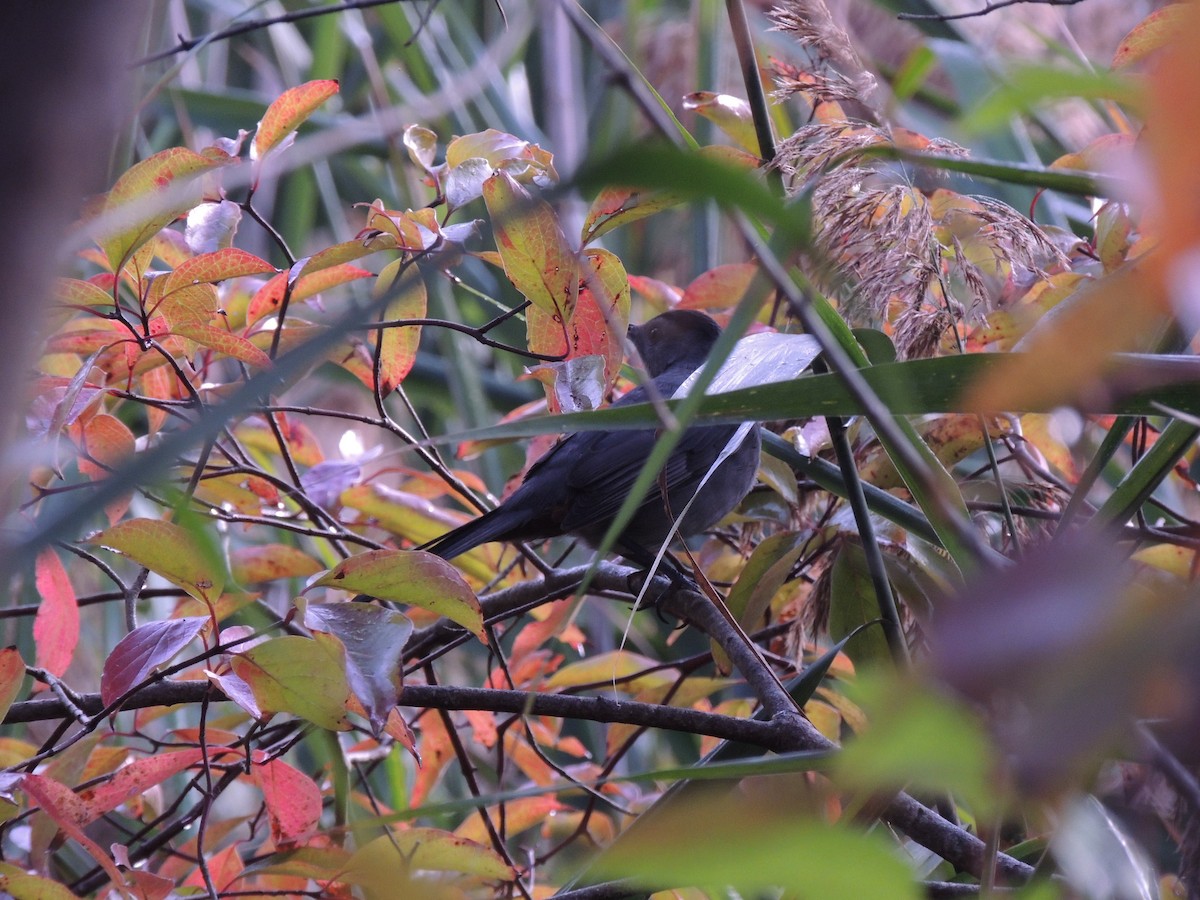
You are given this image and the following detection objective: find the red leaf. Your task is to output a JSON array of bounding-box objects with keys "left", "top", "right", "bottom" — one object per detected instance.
[
  {"left": 251, "top": 757, "right": 323, "bottom": 846},
  {"left": 100, "top": 617, "right": 209, "bottom": 706},
  {"left": 21, "top": 774, "right": 128, "bottom": 891},
  {"left": 78, "top": 749, "right": 205, "bottom": 822},
  {"left": 33, "top": 551, "right": 79, "bottom": 678}
]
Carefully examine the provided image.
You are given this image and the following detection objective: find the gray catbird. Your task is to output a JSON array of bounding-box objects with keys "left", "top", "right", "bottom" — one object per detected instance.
[{"left": 423, "top": 309, "right": 761, "bottom": 571}]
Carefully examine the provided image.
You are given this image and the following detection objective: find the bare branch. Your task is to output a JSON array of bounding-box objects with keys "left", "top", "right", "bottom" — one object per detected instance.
[
  {"left": 898, "top": 0, "right": 1087, "bottom": 22},
  {"left": 135, "top": 0, "right": 419, "bottom": 66}
]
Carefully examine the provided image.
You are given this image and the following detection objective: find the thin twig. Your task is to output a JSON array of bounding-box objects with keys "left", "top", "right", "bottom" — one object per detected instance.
[
  {"left": 135, "top": 0, "right": 417, "bottom": 66},
  {"left": 899, "top": 0, "right": 1086, "bottom": 21}
]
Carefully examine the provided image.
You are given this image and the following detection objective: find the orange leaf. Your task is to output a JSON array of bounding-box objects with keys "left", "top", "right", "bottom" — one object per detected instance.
[
  {"left": 172, "top": 321, "right": 273, "bottom": 368},
  {"left": 680, "top": 263, "right": 758, "bottom": 311},
  {"left": 373, "top": 264, "right": 427, "bottom": 394},
  {"left": 252, "top": 79, "right": 340, "bottom": 160},
  {"left": 33, "top": 551, "right": 78, "bottom": 679},
  {"left": 0, "top": 648, "right": 26, "bottom": 723},
  {"left": 230, "top": 544, "right": 323, "bottom": 585},
  {"left": 246, "top": 263, "right": 371, "bottom": 327},
  {"left": 159, "top": 248, "right": 276, "bottom": 297},
  {"left": 78, "top": 413, "right": 135, "bottom": 523}
]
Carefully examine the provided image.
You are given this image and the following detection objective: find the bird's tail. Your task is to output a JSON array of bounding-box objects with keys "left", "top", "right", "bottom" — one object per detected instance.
[{"left": 421, "top": 507, "right": 521, "bottom": 560}]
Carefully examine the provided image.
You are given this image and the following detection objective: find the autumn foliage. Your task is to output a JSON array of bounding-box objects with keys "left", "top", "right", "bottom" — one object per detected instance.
[{"left": 3, "top": 2, "right": 1200, "bottom": 898}]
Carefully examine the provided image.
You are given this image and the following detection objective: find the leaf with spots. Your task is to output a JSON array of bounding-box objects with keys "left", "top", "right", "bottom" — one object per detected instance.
[
  {"left": 483, "top": 170, "right": 578, "bottom": 324},
  {"left": 250, "top": 756, "right": 323, "bottom": 846},
  {"left": 312, "top": 549, "right": 484, "bottom": 640},
  {"left": 158, "top": 248, "right": 276, "bottom": 298},
  {"left": 96, "top": 146, "right": 234, "bottom": 272},
  {"left": 171, "top": 322, "right": 273, "bottom": 368}
]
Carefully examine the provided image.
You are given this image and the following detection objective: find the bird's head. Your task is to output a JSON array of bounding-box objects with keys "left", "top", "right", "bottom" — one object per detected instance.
[{"left": 627, "top": 309, "right": 722, "bottom": 378}]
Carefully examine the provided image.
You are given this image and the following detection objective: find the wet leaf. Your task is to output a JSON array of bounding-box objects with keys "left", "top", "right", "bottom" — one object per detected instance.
[{"left": 304, "top": 602, "right": 412, "bottom": 734}]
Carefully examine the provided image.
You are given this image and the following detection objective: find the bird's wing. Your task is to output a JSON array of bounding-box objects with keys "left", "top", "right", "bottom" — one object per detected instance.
[{"left": 556, "top": 423, "right": 739, "bottom": 534}]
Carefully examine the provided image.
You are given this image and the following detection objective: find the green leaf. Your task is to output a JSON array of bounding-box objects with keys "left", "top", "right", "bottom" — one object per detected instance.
[
  {"left": 682, "top": 91, "right": 760, "bottom": 153},
  {"left": 86, "top": 518, "right": 226, "bottom": 604},
  {"left": 595, "top": 794, "right": 920, "bottom": 898},
  {"left": 828, "top": 542, "right": 892, "bottom": 671},
  {"left": 961, "top": 65, "right": 1141, "bottom": 134},
  {"left": 482, "top": 170, "right": 577, "bottom": 322},
  {"left": 1094, "top": 417, "right": 1200, "bottom": 526},
  {"left": 836, "top": 675, "right": 1000, "bottom": 816},
  {"left": 304, "top": 602, "right": 412, "bottom": 735},
  {"left": 232, "top": 635, "right": 351, "bottom": 731},
  {"left": 96, "top": 147, "right": 233, "bottom": 271}
]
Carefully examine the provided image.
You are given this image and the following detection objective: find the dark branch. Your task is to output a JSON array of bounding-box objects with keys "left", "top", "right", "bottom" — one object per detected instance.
[
  {"left": 135, "top": 0, "right": 415, "bottom": 66},
  {"left": 898, "top": 0, "right": 1086, "bottom": 22}
]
